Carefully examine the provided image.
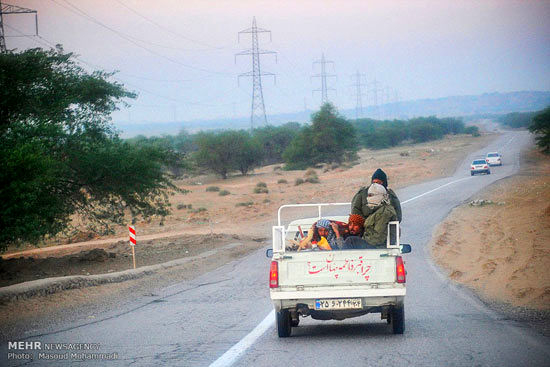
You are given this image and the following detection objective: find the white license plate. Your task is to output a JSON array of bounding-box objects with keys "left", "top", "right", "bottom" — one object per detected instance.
[{"left": 315, "top": 298, "right": 362, "bottom": 310}]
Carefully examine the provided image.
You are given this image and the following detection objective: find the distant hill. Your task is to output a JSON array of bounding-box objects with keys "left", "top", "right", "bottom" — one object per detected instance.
[{"left": 116, "top": 90, "right": 550, "bottom": 138}]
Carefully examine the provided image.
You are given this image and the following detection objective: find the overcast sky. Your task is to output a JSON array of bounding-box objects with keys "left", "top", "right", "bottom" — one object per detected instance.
[{"left": 5, "top": 0, "right": 550, "bottom": 124}]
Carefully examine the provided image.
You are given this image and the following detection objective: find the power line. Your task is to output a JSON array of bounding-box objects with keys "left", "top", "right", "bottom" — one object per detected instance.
[
  {"left": 112, "top": 0, "right": 226, "bottom": 51},
  {"left": 6, "top": 24, "right": 248, "bottom": 112},
  {"left": 236, "top": 16, "right": 277, "bottom": 130},
  {"left": 312, "top": 53, "right": 336, "bottom": 105},
  {"left": 49, "top": 0, "right": 232, "bottom": 75}
]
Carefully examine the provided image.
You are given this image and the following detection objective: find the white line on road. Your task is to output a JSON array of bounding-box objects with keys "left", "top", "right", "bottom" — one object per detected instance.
[
  {"left": 209, "top": 310, "right": 275, "bottom": 367},
  {"left": 208, "top": 176, "right": 477, "bottom": 367},
  {"left": 400, "top": 176, "right": 472, "bottom": 205}
]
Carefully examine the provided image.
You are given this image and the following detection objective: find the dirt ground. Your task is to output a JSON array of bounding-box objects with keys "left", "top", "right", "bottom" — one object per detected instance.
[
  {"left": 0, "top": 234, "right": 265, "bottom": 287},
  {"left": 0, "top": 132, "right": 500, "bottom": 339},
  {"left": 0, "top": 133, "right": 495, "bottom": 289},
  {"left": 430, "top": 148, "right": 550, "bottom": 311}
]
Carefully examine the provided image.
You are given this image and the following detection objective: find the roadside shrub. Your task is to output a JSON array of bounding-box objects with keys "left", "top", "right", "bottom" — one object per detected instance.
[
  {"left": 253, "top": 186, "right": 269, "bottom": 194},
  {"left": 218, "top": 190, "right": 230, "bottom": 196},
  {"left": 177, "top": 203, "right": 186, "bottom": 210},
  {"left": 400, "top": 152, "right": 409, "bottom": 157},
  {"left": 206, "top": 186, "right": 220, "bottom": 192},
  {"left": 305, "top": 176, "right": 320, "bottom": 184},
  {"left": 464, "top": 126, "right": 480, "bottom": 136},
  {"left": 256, "top": 182, "right": 267, "bottom": 188},
  {"left": 529, "top": 107, "right": 550, "bottom": 154},
  {"left": 277, "top": 179, "right": 288, "bottom": 184},
  {"left": 263, "top": 198, "right": 271, "bottom": 203},
  {"left": 236, "top": 201, "right": 254, "bottom": 207},
  {"left": 190, "top": 207, "right": 207, "bottom": 213},
  {"left": 295, "top": 178, "right": 304, "bottom": 186},
  {"left": 305, "top": 168, "right": 317, "bottom": 177}
]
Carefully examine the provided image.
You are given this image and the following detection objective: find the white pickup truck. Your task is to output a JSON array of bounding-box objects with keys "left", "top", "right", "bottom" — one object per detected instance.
[{"left": 268, "top": 203, "right": 411, "bottom": 337}]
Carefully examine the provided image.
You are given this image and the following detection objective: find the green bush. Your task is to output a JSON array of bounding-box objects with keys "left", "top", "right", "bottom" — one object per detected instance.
[
  {"left": 277, "top": 179, "right": 288, "bottom": 184},
  {"left": 498, "top": 111, "right": 537, "bottom": 128},
  {"left": 236, "top": 201, "right": 254, "bottom": 207},
  {"left": 218, "top": 190, "right": 230, "bottom": 196},
  {"left": 305, "top": 176, "right": 320, "bottom": 184},
  {"left": 529, "top": 107, "right": 550, "bottom": 154},
  {"left": 305, "top": 168, "right": 317, "bottom": 177},
  {"left": 190, "top": 207, "right": 207, "bottom": 213},
  {"left": 256, "top": 182, "right": 267, "bottom": 188},
  {"left": 295, "top": 178, "right": 304, "bottom": 186},
  {"left": 464, "top": 126, "right": 480, "bottom": 137},
  {"left": 283, "top": 103, "right": 358, "bottom": 169},
  {"left": 206, "top": 186, "right": 220, "bottom": 192},
  {"left": 177, "top": 204, "right": 186, "bottom": 210},
  {"left": 253, "top": 186, "right": 269, "bottom": 194}
]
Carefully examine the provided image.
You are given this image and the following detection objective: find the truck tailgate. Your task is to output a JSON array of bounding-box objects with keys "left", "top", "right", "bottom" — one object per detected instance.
[{"left": 278, "top": 250, "right": 397, "bottom": 287}]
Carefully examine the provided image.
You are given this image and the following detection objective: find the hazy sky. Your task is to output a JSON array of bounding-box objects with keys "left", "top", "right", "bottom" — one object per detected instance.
[{"left": 5, "top": 0, "right": 550, "bottom": 124}]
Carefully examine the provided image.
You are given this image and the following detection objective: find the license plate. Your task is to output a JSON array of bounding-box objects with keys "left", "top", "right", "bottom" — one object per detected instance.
[{"left": 315, "top": 298, "right": 362, "bottom": 310}]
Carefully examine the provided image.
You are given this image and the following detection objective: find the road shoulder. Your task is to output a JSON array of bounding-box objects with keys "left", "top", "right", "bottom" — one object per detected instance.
[{"left": 430, "top": 147, "right": 550, "bottom": 336}]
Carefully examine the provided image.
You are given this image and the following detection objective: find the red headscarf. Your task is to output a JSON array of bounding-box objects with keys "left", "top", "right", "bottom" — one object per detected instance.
[{"left": 348, "top": 214, "right": 365, "bottom": 228}]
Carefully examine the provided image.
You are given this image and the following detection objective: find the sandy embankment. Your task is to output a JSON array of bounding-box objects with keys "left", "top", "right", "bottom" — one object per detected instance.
[{"left": 430, "top": 148, "right": 550, "bottom": 311}]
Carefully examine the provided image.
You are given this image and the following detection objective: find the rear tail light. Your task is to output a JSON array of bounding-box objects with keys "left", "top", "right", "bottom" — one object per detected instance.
[
  {"left": 269, "top": 261, "right": 279, "bottom": 288},
  {"left": 471, "top": 167, "right": 474, "bottom": 170},
  {"left": 484, "top": 165, "right": 488, "bottom": 169},
  {"left": 396, "top": 256, "right": 406, "bottom": 283}
]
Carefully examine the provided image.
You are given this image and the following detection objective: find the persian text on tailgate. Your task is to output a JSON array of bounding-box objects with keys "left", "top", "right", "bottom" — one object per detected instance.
[{"left": 307, "top": 254, "right": 372, "bottom": 280}]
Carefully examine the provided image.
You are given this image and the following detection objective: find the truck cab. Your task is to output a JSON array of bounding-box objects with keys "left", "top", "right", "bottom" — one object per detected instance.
[{"left": 268, "top": 203, "right": 411, "bottom": 337}]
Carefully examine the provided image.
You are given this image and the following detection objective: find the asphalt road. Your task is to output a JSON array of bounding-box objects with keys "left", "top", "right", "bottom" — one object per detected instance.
[{"left": 3, "top": 129, "right": 549, "bottom": 367}]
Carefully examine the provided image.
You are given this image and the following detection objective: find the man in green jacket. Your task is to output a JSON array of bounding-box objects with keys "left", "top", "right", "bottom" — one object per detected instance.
[
  {"left": 351, "top": 168, "right": 402, "bottom": 222},
  {"left": 361, "top": 183, "right": 398, "bottom": 247}
]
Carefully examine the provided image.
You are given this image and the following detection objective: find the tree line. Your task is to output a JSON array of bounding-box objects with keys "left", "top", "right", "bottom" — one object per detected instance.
[{"left": 129, "top": 104, "right": 480, "bottom": 176}]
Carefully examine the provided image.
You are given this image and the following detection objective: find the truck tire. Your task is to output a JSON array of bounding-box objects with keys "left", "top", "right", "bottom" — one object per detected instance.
[
  {"left": 391, "top": 305, "right": 405, "bottom": 334},
  {"left": 471, "top": 172, "right": 474, "bottom": 176},
  {"left": 277, "top": 310, "right": 292, "bottom": 337}
]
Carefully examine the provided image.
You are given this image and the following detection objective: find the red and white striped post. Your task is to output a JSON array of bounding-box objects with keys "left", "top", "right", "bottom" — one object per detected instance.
[{"left": 128, "top": 225, "right": 137, "bottom": 269}]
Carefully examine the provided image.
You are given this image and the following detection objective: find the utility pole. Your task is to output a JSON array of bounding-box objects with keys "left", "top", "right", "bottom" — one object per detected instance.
[
  {"left": 235, "top": 17, "right": 276, "bottom": 130},
  {"left": 394, "top": 90, "right": 401, "bottom": 119},
  {"left": 368, "top": 79, "right": 382, "bottom": 120},
  {"left": 312, "top": 53, "right": 336, "bottom": 106},
  {"left": 351, "top": 70, "right": 367, "bottom": 120},
  {"left": 0, "top": 1, "right": 38, "bottom": 53}
]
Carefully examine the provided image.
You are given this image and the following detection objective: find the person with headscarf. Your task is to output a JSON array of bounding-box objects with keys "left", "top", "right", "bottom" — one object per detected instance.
[
  {"left": 361, "top": 183, "right": 398, "bottom": 248},
  {"left": 342, "top": 213, "right": 376, "bottom": 249},
  {"left": 351, "top": 168, "right": 402, "bottom": 222},
  {"left": 314, "top": 218, "right": 343, "bottom": 250}
]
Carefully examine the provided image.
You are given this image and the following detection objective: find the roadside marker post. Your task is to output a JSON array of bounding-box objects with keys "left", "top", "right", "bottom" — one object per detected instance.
[{"left": 128, "top": 225, "right": 137, "bottom": 269}]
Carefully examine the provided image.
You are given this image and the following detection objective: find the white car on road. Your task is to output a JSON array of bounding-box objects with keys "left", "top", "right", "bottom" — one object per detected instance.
[
  {"left": 486, "top": 152, "right": 502, "bottom": 166},
  {"left": 471, "top": 159, "right": 491, "bottom": 176}
]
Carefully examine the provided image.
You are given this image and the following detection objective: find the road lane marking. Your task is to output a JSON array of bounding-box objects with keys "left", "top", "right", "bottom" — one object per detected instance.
[
  {"left": 209, "top": 310, "right": 275, "bottom": 367},
  {"left": 401, "top": 176, "right": 472, "bottom": 205}
]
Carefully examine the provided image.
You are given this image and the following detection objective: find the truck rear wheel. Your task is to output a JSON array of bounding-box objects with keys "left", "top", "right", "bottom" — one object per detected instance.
[
  {"left": 277, "top": 310, "right": 292, "bottom": 337},
  {"left": 391, "top": 305, "right": 405, "bottom": 334}
]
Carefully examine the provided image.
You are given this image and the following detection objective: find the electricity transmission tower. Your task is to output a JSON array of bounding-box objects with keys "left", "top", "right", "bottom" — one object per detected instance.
[
  {"left": 368, "top": 79, "right": 382, "bottom": 120},
  {"left": 351, "top": 70, "right": 367, "bottom": 120},
  {"left": 312, "top": 53, "right": 336, "bottom": 105},
  {"left": 235, "top": 17, "right": 276, "bottom": 130},
  {"left": 0, "top": 1, "right": 38, "bottom": 53}
]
